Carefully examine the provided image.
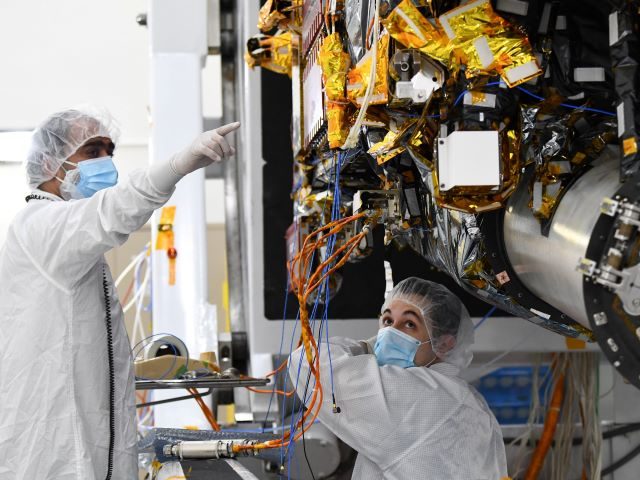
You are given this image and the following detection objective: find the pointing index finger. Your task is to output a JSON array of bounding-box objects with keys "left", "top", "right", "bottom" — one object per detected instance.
[{"left": 215, "top": 122, "right": 241, "bottom": 136}]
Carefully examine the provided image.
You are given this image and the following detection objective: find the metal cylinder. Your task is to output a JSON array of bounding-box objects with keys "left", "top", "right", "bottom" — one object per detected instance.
[
  {"left": 503, "top": 147, "right": 621, "bottom": 328},
  {"left": 164, "top": 439, "right": 259, "bottom": 459}
]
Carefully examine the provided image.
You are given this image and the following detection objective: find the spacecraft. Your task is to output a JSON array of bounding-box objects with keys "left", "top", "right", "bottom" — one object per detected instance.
[{"left": 245, "top": 0, "right": 640, "bottom": 388}]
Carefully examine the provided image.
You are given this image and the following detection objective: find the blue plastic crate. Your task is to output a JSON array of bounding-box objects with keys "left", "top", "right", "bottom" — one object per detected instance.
[{"left": 472, "top": 366, "right": 550, "bottom": 425}]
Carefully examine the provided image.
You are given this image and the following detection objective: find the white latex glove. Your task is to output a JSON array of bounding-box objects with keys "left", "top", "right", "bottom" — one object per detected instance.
[
  {"left": 170, "top": 121, "right": 241, "bottom": 175},
  {"left": 148, "top": 122, "right": 241, "bottom": 193}
]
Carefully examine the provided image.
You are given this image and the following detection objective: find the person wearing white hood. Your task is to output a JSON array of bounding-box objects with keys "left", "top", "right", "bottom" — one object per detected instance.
[
  {"left": 290, "top": 277, "right": 508, "bottom": 479},
  {"left": 0, "top": 106, "right": 239, "bottom": 479}
]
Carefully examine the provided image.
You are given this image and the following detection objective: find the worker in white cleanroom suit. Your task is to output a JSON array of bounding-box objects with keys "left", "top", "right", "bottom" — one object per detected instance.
[
  {"left": 291, "top": 277, "right": 508, "bottom": 479},
  {"left": 0, "top": 106, "right": 239, "bottom": 479}
]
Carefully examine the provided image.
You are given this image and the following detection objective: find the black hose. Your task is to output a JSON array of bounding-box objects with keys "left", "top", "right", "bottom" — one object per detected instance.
[
  {"left": 602, "top": 442, "right": 640, "bottom": 477},
  {"left": 502, "top": 423, "right": 640, "bottom": 446},
  {"left": 102, "top": 266, "right": 115, "bottom": 480},
  {"left": 299, "top": 351, "right": 317, "bottom": 480},
  {"left": 603, "top": 423, "right": 640, "bottom": 440}
]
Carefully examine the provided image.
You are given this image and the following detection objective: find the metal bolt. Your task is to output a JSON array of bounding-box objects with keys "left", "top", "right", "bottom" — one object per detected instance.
[
  {"left": 614, "top": 360, "right": 621, "bottom": 367},
  {"left": 136, "top": 13, "right": 148, "bottom": 26},
  {"left": 634, "top": 299, "right": 640, "bottom": 307},
  {"left": 593, "top": 312, "right": 608, "bottom": 326}
]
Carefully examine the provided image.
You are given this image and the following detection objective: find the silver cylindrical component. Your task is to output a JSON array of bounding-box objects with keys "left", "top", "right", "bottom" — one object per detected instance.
[
  {"left": 163, "top": 439, "right": 259, "bottom": 460},
  {"left": 503, "top": 148, "right": 621, "bottom": 328}
]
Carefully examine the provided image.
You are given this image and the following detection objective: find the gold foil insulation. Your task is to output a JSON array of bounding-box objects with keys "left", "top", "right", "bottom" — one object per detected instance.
[
  {"left": 382, "top": 0, "right": 452, "bottom": 66},
  {"left": 258, "top": 0, "right": 288, "bottom": 32},
  {"left": 368, "top": 120, "right": 420, "bottom": 165},
  {"left": 297, "top": 190, "right": 334, "bottom": 217},
  {"left": 384, "top": 0, "right": 542, "bottom": 87},
  {"left": 346, "top": 33, "right": 390, "bottom": 106},
  {"left": 327, "top": 103, "right": 351, "bottom": 149},
  {"left": 439, "top": 0, "right": 541, "bottom": 86},
  {"left": 369, "top": 130, "right": 406, "bottom": 165},
  {"left": 245, "top": 32, "right": 293, "bottom": 77},
  {"left": 319, "top": 33, "right": 352, "bottom": 148},
  {"left": 319, "top": 33, "right": 350, "bottom": 101}
]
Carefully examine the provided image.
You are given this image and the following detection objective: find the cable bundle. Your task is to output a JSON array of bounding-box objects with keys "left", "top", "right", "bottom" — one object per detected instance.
[{"left": 510, "top": 352, "right": 601, "bottom": 480}]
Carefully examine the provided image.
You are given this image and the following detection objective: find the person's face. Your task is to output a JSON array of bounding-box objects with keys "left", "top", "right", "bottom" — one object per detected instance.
[
  {"left": 63, "top": 137, "right": 115, "bottom": 169},
  {"left": 379, "top": 298, "right": 438, "bottom": 367},
  {"left": 46, "top": 136, "right": 115, "bottom": 198}
]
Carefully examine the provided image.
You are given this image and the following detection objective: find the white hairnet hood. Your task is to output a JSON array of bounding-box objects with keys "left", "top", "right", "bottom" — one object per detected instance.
[
  {"left": 25, "top": 106, "right": 120, "bottom": 189},
  {"left": 382, "top": 277, "right": 474, "bottom": 368}
]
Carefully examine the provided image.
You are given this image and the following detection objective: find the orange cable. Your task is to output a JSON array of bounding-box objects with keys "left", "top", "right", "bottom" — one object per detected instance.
[
  {"left": 524, "top": 371, "right": 566, "bottom": 480},
  {"left": 235, "top": 214, "right": 370, "bottom": 453},
  {"left": 188, "top": 388, "right": 221, "bottom": 431}
]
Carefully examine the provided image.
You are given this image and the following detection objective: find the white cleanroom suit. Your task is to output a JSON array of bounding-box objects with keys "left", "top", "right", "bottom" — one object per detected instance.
[
  {"left": 0, "top": 107, "right": 239, "bottom": 479},
  {"left": 290, "top": 278, "right": 507, "bottom": 479},
  {"left": 0, "top": 176, "right": 170, "bottom": 479},
  {"left": 291, "top": 336, "right": 508, "bottom": 479}
]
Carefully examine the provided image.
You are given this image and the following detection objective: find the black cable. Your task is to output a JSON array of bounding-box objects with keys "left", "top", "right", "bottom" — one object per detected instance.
[
  {"left": 602, "top": 442, "right": 640, "bottom": 476},
  {"left": 299, "top": 344, "right": 317, "bottom": 480},
  {"left": 135, "top": 388, "right": 214, "bottom": 408},
  {"left": 502, "top": 423, "right": 640, "bottom": 446},
  {"left": 25, "top": 194, "right": 52, "bottom": 202},
  {"left": 605, "top": 423, "right": 640, "bottom": 439},
  {"left": 293, "top": 314, "right": 328, "bottom": 480},
  {"left": 102, "top": 266, "right": 115, "bottom": 480},
  {"left": 301, "top": 426, "right": 317, "bottom": 480}
]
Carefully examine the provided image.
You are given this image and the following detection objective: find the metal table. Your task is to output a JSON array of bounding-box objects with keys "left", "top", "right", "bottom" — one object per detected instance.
[{"left": 135, "top": 377, "right": 269, "bottom": 408}]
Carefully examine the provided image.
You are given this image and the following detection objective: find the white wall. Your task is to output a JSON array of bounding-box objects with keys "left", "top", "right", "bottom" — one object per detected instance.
[
  {"left": 0, "top": 0, "right": 225, "bottom": 246},
  {"left": 0, "top": 0, "right": 150, "bottom": 137}
]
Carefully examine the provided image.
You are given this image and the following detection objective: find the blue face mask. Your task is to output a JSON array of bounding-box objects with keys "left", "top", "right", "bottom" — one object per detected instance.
[
  {"left": 58, "top": 156, "right": 118, "bottom": 200},
  {"left": 374, "top": 327, "right": 431, "bottom": 368}
]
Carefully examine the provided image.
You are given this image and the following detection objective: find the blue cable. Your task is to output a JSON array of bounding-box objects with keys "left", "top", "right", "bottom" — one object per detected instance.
[
  {"left": 283, "top": 153, "right": 339, "bottom": 477},
  {"left": 275, "top": 219, "right": 316, "bottom": 469},
  {"left": 281, "top": 150, "right": 360, "bottom": 475},
  {"left": 286, "top": 323, "right": 316, "bottom": 476},
  {"left": 287, "top": 243, "right": 326, "bottom": 462},
  {"left": 285, "top": 374, "right": 317, "bottom": 469},
  {"left": 131, "top": 333, "right": 189, "bottom": 380},
  {"left": 474, "top": 306, "right": 497, "bottom": 330},
  {"left": 515, "top": 85, "right": 616, "bottom": 116},
  {"left": 286, "top": 151, "right": 349, "bottom": 473},
  {"left": 320, "top": 151, "right": 344, "bottom": 398},
  {"left": 387, "top": 80, "right": 614, "bottom": 126},
  {"left": 453, "top": 81, "right": 505, "bottom": 107},
  {"left": 223, "top": 421, "right": 320, "bottom": 435},
  {"left": 260, "top": 275, "right": 291, "bottom": 434}
]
